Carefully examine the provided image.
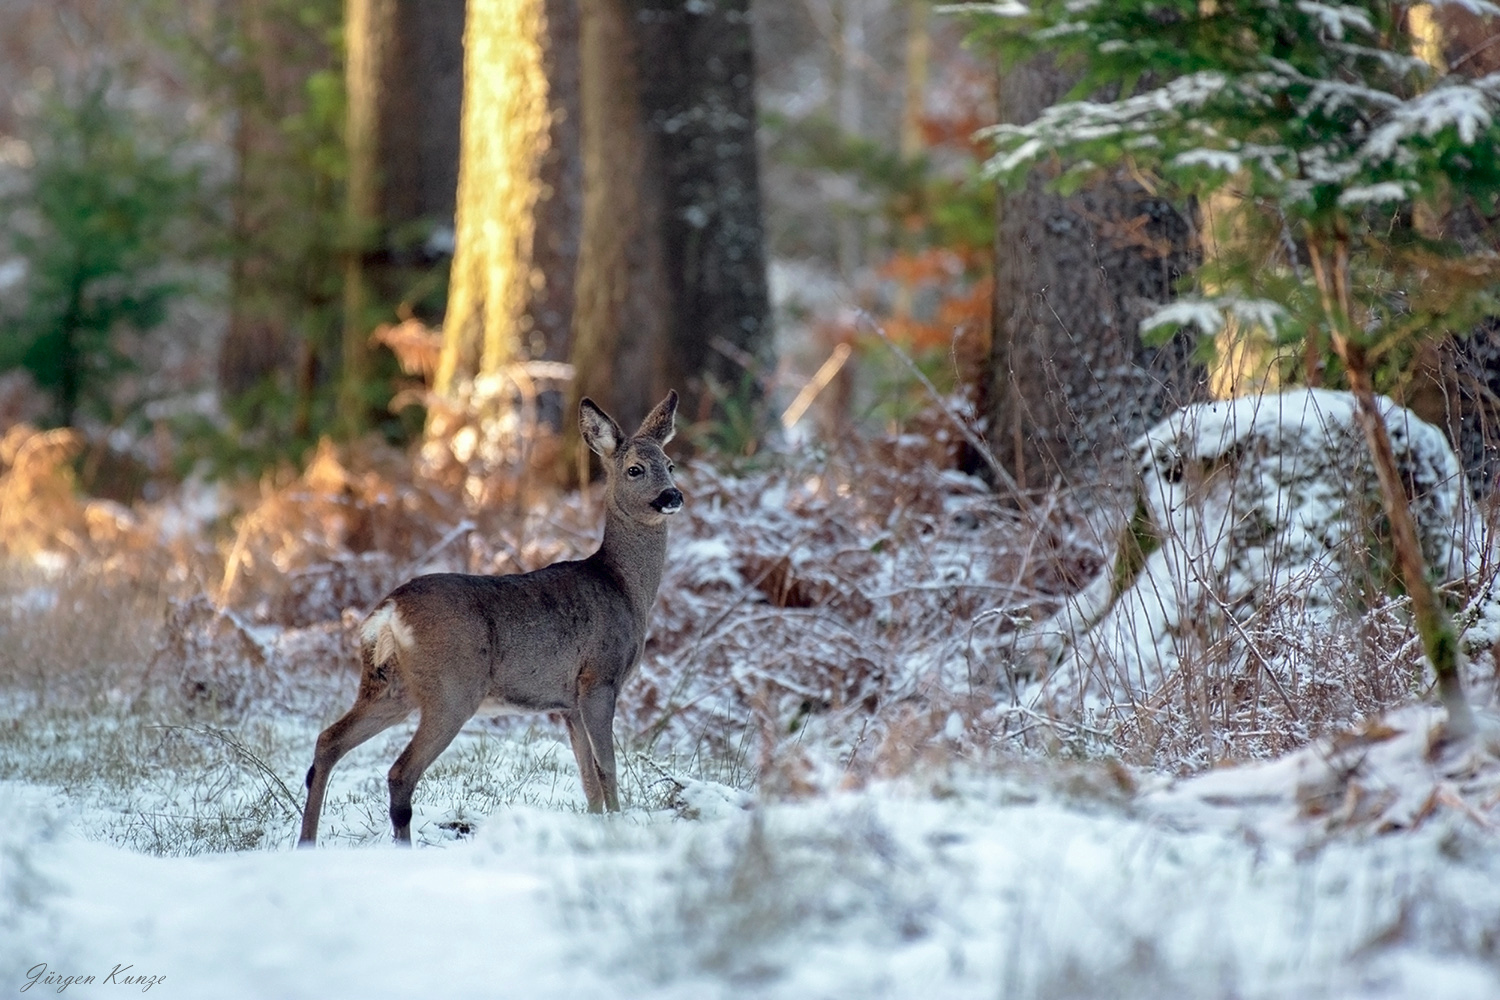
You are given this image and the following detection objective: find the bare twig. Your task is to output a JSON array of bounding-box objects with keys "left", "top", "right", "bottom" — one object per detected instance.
[
  {"left": 154, "top": 725, "right": 303, "bottom": 819},
  {"left": 402, "top": 518, "right": 475, "bottom": 578},
  {"left": 781, "top": 342, "right": 853, "bottom": 431},
  {"left": 856, "top": 311, "right": 1034, "bottom": 512}
]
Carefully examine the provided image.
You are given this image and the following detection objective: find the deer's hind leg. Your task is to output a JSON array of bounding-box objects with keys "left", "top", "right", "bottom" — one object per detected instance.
[
  {"left": 300, "top": 692, "right": 413, "bottom": 846},
  {"left": 386, "top": 705, "right": 470, "bottom": 844}
]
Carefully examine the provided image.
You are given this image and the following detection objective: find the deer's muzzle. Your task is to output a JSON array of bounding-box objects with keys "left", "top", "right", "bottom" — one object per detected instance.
[{"left": 651, "top": 488, "right": 684, "bottom": 514}]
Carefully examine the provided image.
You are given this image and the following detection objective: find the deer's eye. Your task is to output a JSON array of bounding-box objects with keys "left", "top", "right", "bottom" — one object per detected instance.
[{"left": 627, "top": 465, "right": 644, "bottom": 478}]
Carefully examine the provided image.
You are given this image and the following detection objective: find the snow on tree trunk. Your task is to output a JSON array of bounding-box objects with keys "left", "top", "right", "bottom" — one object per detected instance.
[{"left": 1013, "top": 389, "right": 1482, "bottom": 714}]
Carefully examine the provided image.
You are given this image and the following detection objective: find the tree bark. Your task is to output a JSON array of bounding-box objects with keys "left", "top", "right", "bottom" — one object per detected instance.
[
  {"left": 565, "top": 0, "right": 671, "bottom": 457},
  {"left": 436, "top": 0, "right": 581, "bottom": 397},
  {"left": 901, "top": 0, "right": 930, "bottom": 160},
  {"left": 378, "top": 0, "right": 466, "bottom": 228},
  {"left": 983, "top": 57, "right": 1200, "bottom": 505},
  {"left": 631, "top": 0, "right": 771, "bottom": 428},
  {"left": 567, "top": 0, "right": 769, "bottom": 466},
  {"left": 339, "top": 0, "right": 395, "bottom": 435}
]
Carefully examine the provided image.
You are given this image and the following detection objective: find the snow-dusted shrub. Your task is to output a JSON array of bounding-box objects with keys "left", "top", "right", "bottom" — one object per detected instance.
[
  {"left": 0, "top": 570, "right": 164, "bottom": 708},
  {"left": 150, "top": 595, "right": 359, "bottom": 718},
  {"left": 629, "top": 448, "right": 1072, "bottom": 769},
  {"left": 1017, "top": 389, "right": 1491, "bottom": 758},
  {"left": 1149, "top": 704, "right": 1500, "bottom": 838}
]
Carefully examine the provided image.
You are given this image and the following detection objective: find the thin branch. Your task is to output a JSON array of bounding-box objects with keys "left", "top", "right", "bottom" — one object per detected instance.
[{"left": 856, "top": 311, "right": 1034, "bottom": 513}]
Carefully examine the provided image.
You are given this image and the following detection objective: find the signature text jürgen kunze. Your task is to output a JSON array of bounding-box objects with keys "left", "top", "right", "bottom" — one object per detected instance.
[{"left": 20, "top": 963, "right": 165, "bottom": 993}]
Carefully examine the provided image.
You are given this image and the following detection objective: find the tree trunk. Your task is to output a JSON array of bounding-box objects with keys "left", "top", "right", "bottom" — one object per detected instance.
[
  {"left": 530, "top": 0, "right": 582, "bottom": 368},
  {"left": 831, "top": 0, "right": 866, "bottom": 280},
  {"left": 900, "top": 0, "right": 929, "bottom": 161},
  {"left": 982, "top": 57, "right": 1200, "bottom": 506},
  {"left": 339, "top": 0, "right": 396, "bottom": 435},
  {"left": 631, "top": 0, "right": 771, "bottom": 428},
  {"left": 377, "top": 0, "right": 466, "bottom": 228},
  {"left": 565, "top": 0, "right": 672, "bottom": 461},
  {"left": 436, "top": 0, "right": 582, "bottom": 398}
]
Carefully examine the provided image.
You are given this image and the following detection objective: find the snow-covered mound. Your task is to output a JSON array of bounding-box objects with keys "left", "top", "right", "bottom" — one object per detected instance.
[
  {"left": 1017, "top": 389, "right": 1485, "bottom": 710},
  {"left": 1148, "top": 704, "right": 1500, "bottom": 840}
]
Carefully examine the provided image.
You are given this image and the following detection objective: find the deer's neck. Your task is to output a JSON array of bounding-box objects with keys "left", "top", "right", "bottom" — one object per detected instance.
[{"left": 596, "top": 505, "right": 668, "bottom": 623}]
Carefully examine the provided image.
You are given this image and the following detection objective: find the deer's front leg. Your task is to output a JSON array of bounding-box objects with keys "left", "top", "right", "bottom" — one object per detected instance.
[
  {"left": 578, "top": 682, "right": 620, "bottom": 813},
  {"left": 565, "top": 710, "right": 605, "bottom": 812}
]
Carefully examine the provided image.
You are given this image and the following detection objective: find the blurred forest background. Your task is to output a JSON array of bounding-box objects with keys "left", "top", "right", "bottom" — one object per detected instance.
[
  {"left": 5, "top": 1, "right": 1499, "bottom": 507},
  {"left": 0, "top": 0, "right": 1011, "bottom": 493}
]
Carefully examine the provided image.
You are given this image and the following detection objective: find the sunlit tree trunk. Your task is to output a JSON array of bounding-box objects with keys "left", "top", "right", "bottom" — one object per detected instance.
[
  {"left": 339, "top": 0, "right": 395, "bottom": 435},
  {"left": 900, "top": 0, "right": 929, "bottom": 160},
  {"left": 436, "top": 0, "right": 581, "bottom": 397}
]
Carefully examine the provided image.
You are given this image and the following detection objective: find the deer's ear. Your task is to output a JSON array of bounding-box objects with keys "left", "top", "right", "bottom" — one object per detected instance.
[
  {"left": 638, "top": 390, "right": 678, "bottom": 445},
  {"left": 580, "top": 398, "right": 624, "bottom": 457}
]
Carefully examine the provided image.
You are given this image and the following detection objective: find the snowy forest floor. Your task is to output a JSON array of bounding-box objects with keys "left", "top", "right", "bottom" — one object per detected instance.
[
  {"left": 2, "top": 427, "right": 1499, "bottom": 998},
  {"left": 4, "top": 717, "right": 1498, "bottom": 999}
]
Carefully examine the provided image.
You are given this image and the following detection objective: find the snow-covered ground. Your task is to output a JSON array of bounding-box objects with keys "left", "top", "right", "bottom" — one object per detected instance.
[{"left": 4, "top": 712, "right": 1499, "bottom": 1000}]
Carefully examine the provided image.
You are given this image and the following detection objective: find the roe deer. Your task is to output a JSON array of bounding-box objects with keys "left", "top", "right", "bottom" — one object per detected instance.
[{"left": 298, "top": 392, "right": 682, "bottom": 845}]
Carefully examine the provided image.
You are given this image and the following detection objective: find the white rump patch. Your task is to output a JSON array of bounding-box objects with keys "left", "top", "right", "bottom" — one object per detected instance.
[{"left": 362, "top": 603, "right": 414, "bottom": 666}]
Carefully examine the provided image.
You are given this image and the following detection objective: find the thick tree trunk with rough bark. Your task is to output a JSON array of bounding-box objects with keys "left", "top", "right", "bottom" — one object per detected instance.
[
  {"left": 565, "top": 0, "right": 672, "bottom": 451},
  {"left": 567, "top": 0, "right": 769, "bottom": 463},
  {"left": 983, "top": 58, "right": 1200, "bottom": 504},
  {"left": 437, "top": 0, "right": 581, "bottom": 396},
  {"left": 526, "top": 0, "right": 582, "bottom": 367},
  {"left": 380, "top": 0, "right": 466, "bottom": 228},
  {"left": 342, "top": 0, "right": 468, "bottom": 433},
  {"left": 631, "top": 0, "right": 771, "bottom": 426}
]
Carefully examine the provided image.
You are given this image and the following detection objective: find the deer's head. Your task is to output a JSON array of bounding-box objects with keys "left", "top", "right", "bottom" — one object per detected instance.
[{"left": 581, "top": 391, "right": 683, "bottom": 525}]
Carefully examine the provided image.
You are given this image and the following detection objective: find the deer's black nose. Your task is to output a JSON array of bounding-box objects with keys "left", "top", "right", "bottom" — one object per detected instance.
[{"left": 652, "top": 488, "right": 684, "bottom": 514}]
